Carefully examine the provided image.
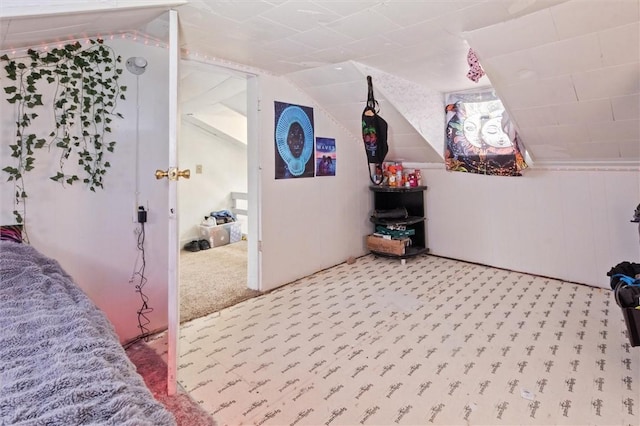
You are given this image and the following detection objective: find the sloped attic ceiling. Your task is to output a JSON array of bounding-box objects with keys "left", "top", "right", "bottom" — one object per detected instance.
[{"left": 1, "top": 0, "right": 638, "bottom": 166}]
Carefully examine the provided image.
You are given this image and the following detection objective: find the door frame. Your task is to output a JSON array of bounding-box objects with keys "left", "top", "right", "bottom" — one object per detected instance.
[{"left": 167, "top": 8, "right": 179, "bottom": 396}]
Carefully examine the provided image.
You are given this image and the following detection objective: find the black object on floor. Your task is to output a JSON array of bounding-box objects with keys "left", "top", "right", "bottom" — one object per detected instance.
[
  {"left": 184, "top": 240, "right": 200, "bottom": 252},
  {"left": 198, "top": 239, "right": 210, "bottom": 250}
]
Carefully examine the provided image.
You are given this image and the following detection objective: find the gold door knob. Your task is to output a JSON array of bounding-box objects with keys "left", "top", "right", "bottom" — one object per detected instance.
[{"left": 155, "top": 168, "right": 191, "bottom": 180}]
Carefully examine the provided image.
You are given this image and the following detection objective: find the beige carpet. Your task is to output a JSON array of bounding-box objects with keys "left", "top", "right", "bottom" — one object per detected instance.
[{"left": 179, "top": 240, "right": 261, "bottom": 324}]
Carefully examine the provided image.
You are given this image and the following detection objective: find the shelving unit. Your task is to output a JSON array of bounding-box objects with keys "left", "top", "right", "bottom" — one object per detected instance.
[{"left": 368, "top": 185, "right": 428, "bottom": 262}]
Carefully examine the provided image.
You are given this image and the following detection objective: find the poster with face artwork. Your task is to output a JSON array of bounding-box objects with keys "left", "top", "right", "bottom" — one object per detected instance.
[
  {"left": 444, "top": 89, "right": 527, "bottom": 176},
  {"left": 274, "top": 101, "right": 315, "bottom": 179}
]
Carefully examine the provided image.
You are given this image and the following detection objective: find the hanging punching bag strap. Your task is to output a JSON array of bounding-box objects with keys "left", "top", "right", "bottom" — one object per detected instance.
[
  {"left": 364, "top": 76, "right": 382, "bottom": 185},
  {"left": 366, "top": 76, "right": 378, "bottom": 113}
]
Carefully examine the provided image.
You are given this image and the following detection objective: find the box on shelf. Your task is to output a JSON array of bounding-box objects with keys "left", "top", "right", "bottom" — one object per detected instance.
[
  {"left": 199, "top": 222, "right": 242, "bottom": 247},
  {"left": 366, "top": 234, "right": 410, "bottom": 256}
]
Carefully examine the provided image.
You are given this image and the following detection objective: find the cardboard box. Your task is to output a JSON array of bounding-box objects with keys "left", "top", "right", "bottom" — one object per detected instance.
[{"left": 366, "top": 235, "right": 410, "bottom": 256}]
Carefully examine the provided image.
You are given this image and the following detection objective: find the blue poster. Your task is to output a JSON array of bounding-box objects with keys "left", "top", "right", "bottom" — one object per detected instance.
[
  {"left": 315, "top": 137, "right": 336, "bottom": 177},
  {"left": 274, "top": 101, "right": 315, "bottom": 179}
]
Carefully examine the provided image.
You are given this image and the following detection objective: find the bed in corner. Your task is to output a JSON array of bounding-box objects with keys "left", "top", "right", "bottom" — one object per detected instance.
[{"left": 0, "top": 240, "right": 176, "bottom": 425}]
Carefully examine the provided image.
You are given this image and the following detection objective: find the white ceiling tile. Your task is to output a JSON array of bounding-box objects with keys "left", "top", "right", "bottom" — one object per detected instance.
[
  {"left": 497, "top": 75, "right": 577, "bottom": 109},
  {"left": 565, "top": 141, "right": 622, "bottom": 160},
  {"left": 611, "top": 94, "right": 640, "bottom": 121},
  {"left": 572, "top": 62, "right": 640, "bottom": 100},
  {"left": 258, "top": 2, "right": 341, "bottom": 31},
  {"left": 445, "top": 1, "right": 511, "bottom": 33},
  {"left": 342, "top": 35, "right": 404, "bottom": 59},
  {"left": 187, "top": 0, "right": 273, "bottom": 22},
  {"left": 509, "top": 106, "right": 560, "bottom": 128},
  {"left": 516, "top": 127, "right": 542, "bottom": 144},
  {"left": 465, "top": 8, "right": 558, "bottom": 58},
  {"left": 618, "top": 140, "right": 640, "bottom": 158},
  {"left": 528, "top": 144, "right": 572, "bottom": 160},
  {"left": 528, "top": 33, "right": 603, "bottom": 78},
  {"left": 279, "top": 54, "right": 330, "bottom": 69},
  {"left": 287, "top": 61, "right": 362, "bottom": 88},
  {"left": 243, "top": 16, "right": 298, "bottom": 42},
  {"left": 261, "top": 37, "right": 309, "bottom": 58},
  {"left": 587, "top": 119, "right": 640, "bottom": 142},
  {"left": 383, "top": 19, "right": 452, "bottom": 48},
  {"left": 310, "top": 0, "right": 375, "bottom": 17},
  {"left": 325, "top": 8, "right": 400, "bottom": 40},
  {"left": 536, "top": 124, "right": 590, "bottom": 144},
  {"left": 293, "top": 27, "right": 354, "bottom": 50},
  {"left": 552, "top": 99, "right": 614, "bottom": 124},
  {"left": 303, "top": 83, "right": 361, "bottom": 104},
  {"left": 481, "top": 50, "right": 536, "bottom": 86},
  {"left": 308, "top": 45, "right": 358, "bottom": 64},
  {"left": 502, "top": 0, "right": 570, "bottom": 16},
  {"left": 598, "top": 21, "right": 640, "bottom": 67},
  {"left": 371, "top": 1, "right": 453, "bottom": 27},
  {"left": 550, "top": 0, "right": 640, "bottom": 40},
  {"left": 222, "top": 91, "right": 248, "bottom": 117}
]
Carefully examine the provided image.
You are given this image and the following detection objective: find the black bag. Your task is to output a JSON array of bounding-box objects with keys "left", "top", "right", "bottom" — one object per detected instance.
[
  {"left": 608, "top": 262, "right": 640, "bottom": 346},
  {"left": 362, "top": 76, "right": 388, "bottom": 184}
]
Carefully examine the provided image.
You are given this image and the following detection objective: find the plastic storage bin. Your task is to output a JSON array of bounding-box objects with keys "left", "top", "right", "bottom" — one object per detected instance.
[{"left": 199, "top": 222, "right": 242, "bottom": 247}]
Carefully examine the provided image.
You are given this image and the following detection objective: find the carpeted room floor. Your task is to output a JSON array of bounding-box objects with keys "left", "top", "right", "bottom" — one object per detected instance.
[
  {"left": 149, "top": 254, "right": 639, "bottom": 426},
  {"left": 179, "top": 240, "right": 260, "bottom": 324}
]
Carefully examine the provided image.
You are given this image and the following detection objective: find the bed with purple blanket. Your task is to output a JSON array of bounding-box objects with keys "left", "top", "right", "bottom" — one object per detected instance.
[{"left": 0, "top": 240, "right": 175, "bottom": 425}]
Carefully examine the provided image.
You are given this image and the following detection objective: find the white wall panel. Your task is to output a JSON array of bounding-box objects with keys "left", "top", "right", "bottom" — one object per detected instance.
[
  {"left": 0, "top": 39, "right": 171, "bottom": 342},
  {"left": 423, "top": 168, "right": 640, "bottom": 288},
  {"left": 258, "top": 74, "right": 372, "bottom": 292}
]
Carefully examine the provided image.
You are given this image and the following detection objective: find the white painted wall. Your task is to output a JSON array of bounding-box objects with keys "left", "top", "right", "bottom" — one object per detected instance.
[
  {"left": 178, "top": 120, "right": 247, "bottom": 245},
  {"left": 422, "top": 168, "right": 640, "bottom": 288},
  {"left": 0, "top": 39, "right": 170, "bottom": 343},
  {"left": 258, "top": 74, "right": 373, "bottom": 292}
]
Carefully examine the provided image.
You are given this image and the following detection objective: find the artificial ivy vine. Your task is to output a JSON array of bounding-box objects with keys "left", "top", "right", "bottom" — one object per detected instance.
[{"left": 1, "top": 39, "right": 127, "bottom": 224}]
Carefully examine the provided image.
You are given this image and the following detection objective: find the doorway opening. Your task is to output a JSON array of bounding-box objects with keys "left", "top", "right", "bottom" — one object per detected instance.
[{"left": 177, "top": 59, "right": 260, "bottom": 324}]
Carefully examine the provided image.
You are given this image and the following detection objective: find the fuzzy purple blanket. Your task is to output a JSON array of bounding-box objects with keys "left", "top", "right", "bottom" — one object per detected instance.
[{"left": 0, "top": 241, "right": 175, "bottom": 425}]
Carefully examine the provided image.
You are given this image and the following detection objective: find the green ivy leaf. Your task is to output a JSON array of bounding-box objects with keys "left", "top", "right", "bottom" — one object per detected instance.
[
  {"left": 50, "top": 172, "right": 64, "bottom": 182},
  {"left": 13, "top": 211, "right": 23, "bottom": 224},
  {"left": 7, "top": 94, "right": 22, "bottom": 103}
]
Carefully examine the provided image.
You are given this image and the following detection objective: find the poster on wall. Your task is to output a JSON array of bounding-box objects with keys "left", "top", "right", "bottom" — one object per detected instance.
[
  {"left": 444, "top": 89, "right": 527, "bottom": 176},
  {"left": 315, "top": 137, "right": 336, "bottom": 177},
  {"left": 274, "top": 101, "right": 315, "bottom": 179}
]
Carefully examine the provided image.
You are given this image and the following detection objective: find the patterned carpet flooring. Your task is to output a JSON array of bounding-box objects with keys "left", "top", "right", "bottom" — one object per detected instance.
[{"left": 149, "top": 254, "right": 639, "bottom": 426}]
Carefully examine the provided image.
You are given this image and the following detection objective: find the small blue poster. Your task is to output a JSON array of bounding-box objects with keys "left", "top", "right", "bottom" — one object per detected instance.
[{"left": 315, "top": 137, "right": 336, "bottom": 177}]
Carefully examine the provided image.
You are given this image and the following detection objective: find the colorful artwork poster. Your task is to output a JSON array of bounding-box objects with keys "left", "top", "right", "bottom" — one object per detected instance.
[
  {"left": 274, "top": 101, "right": 315, "bottom": 179},
  {"left": 444, "top": 90, "right": 527, "bottom": 176},
  {"left": 315, "top": 137, "right": 336, "bottom": 177}
]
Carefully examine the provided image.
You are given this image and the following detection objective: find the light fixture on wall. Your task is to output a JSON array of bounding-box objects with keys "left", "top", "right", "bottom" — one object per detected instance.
[{"left": 126, "top": 57, "right": 148, "bottom": 75}]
